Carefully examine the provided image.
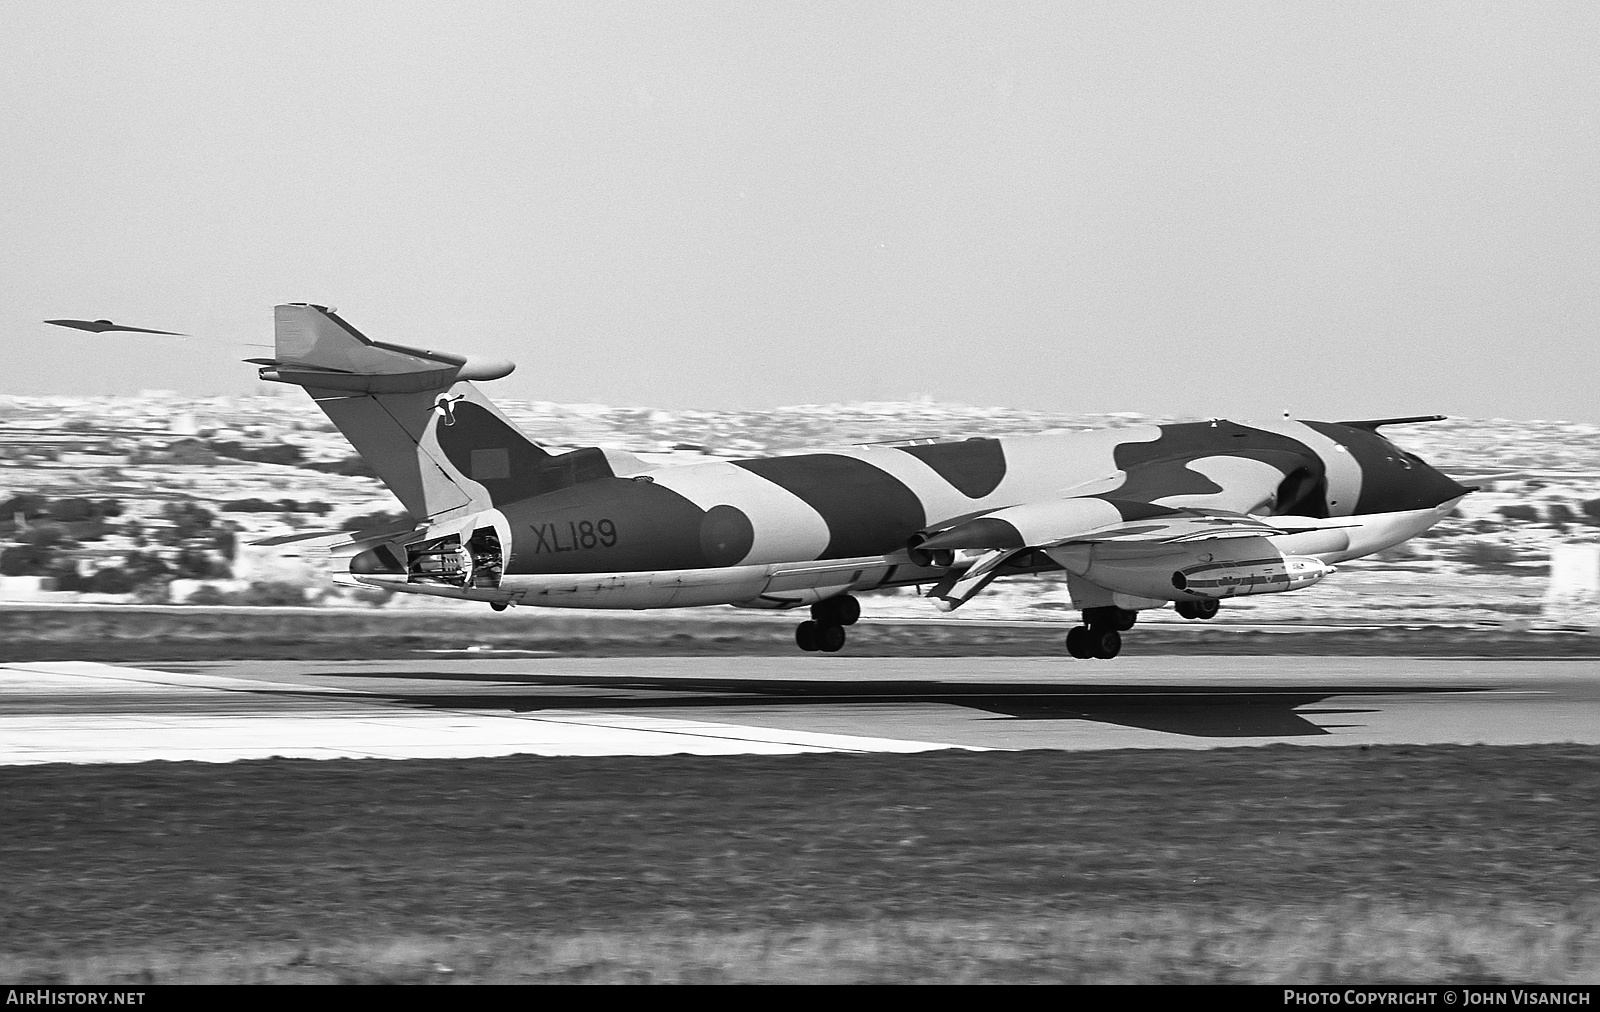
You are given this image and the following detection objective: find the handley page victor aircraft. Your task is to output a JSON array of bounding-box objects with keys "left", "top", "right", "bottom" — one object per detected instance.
[{"left": 240, "top": 303, "right": 1471, "bottom": 659}]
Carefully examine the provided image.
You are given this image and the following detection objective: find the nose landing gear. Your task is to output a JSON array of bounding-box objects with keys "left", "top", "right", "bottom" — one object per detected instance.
[{"left": 795, "top": 594, "right": 860, "bottom": 653}]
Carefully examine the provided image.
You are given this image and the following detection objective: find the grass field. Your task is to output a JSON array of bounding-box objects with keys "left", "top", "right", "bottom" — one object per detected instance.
[{"left": 4, "top": 745, "right": 1599, "bottom": 983}]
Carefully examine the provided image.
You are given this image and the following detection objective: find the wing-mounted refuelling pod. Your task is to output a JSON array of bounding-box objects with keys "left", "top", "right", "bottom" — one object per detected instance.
[
  {"left": 1044, "top": 537, "right": 1336, "bottom": 602},
  {"left": 1169, "top": 554, "right": 1334, "bottom": 598}
]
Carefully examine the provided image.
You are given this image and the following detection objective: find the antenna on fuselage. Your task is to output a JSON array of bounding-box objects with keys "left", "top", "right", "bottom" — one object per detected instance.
[{"left": 1335, "top": 415, "right": 1448, "bottom": 432}]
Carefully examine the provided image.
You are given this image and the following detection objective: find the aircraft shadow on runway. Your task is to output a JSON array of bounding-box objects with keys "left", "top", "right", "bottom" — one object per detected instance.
[{"left": 288, "top": 671, "right": 1488, "bottom": 739}]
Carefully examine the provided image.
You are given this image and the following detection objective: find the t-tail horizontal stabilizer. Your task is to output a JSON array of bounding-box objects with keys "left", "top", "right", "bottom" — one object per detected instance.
[{"left": 256, "top": 304, "right": 514, "bottom": 393}]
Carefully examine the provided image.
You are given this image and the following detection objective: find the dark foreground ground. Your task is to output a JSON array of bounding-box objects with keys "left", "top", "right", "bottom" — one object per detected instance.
[
  {"left": 3, "top": 745, "right": 1599, "bottom": 983},
  {"left": 1, "top": 604, "right": 1596, "bottom": 660}
]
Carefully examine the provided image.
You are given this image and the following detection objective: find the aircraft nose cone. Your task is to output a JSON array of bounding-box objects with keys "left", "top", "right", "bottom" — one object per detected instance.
[
  {"left": 1335, "top": 425, "right": 1475, "bottom": 514},
  {"left": 1366, "top": 460, "right": 1475, "bottom": 513},
  {"left": 1415, "top": 464, "right": 1476, "bottom": 509}
]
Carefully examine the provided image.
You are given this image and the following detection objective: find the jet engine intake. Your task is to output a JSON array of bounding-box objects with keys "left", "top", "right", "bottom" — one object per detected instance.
[{"left": 906, "top": 532, "right": 954, "bottom": 569}]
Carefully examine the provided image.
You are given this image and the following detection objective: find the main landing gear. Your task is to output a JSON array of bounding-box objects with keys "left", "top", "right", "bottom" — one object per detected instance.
[
  {"left": 1064, "top": 600, "right": 1223, "bottom": 659},
  {"left": 796, "top": 595, "right": 861, "bottom": 653},
  {"left": 1065, "top": 606, "right": 1137, "bottom": 660}
]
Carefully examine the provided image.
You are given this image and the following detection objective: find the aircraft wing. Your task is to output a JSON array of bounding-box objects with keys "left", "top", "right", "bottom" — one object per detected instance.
[
  {"left": 251, "top": 519, "right": 423, "bottom": 556},
  {"left": 1052, "top": 508, "right": 1301, "bottom": 545},
  {"left": 251, "top": 530, "right": 348, "bottom": 548},
  {"left": 915, "top": 498, "right": 1330, "bottom": 556},
  {"left": 910, "top": 455, "right": 1363, "bottom": 610},
  {"left": 915, "top": 449, "right": 1360, "bottom": 557}
]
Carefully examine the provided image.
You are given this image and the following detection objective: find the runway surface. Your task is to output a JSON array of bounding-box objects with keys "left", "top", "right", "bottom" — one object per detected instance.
[
  {"left": 0, "top": 656, "right": 1593, "bottom": 765},
  {"left": 3, "top": 655, "right": 1599, "bottom": 764}
]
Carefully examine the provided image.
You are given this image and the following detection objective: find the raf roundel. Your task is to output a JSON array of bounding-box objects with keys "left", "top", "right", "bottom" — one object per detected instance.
[{"left": 699, "top": 505, "right": 755, "bottom": 568}]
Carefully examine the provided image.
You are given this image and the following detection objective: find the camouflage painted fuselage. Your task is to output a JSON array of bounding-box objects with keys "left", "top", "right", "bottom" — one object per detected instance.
[{"left": 439, "top": 412, "right": 1466, "bottom": 579}]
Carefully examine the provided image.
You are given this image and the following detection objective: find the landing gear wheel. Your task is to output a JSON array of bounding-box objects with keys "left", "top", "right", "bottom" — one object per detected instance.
[
  {"left": 1091, "top": 628, "right": 1122, "bottom": 659},
  {"left": 1083, "top": 606, "right": 1137, "bottom": 632},
  {"left": 1176, "top": 599, "right": 1219, "bottom": 620},
  {"left": 812, "top": 595, "right": 861, "bottom": 627},
  {"left": 490, "top": 601, "right": 508, "bottom": 612},
  {"left": 817, "top": 622, "right": 847, "bottom": 653},
  {"left": 796, "top": 620, "right": 822, "bottom": 652},
  {"left": 1065, "top": 626, "right": 1095, "bottom": 659},
  {"left": 837, "top": 596, "right": 861, "bottom": 626}
]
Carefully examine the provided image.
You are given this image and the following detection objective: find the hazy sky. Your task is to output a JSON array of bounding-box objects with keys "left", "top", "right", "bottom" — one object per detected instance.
[{"left": 3, "top": 2, "right": 1596, "bottom": 423}]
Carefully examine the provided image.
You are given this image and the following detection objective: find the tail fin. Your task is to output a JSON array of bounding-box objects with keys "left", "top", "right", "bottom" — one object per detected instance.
[{"left": 257, "top": 304, "right": 607, "bottom": 521}]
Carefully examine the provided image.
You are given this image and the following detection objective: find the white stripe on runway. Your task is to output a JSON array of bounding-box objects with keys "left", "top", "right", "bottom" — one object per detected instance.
[
  {"left": 0, "top": 660, "right": 342, "bottom": 694},
  {"left": 0, "top": 662, "right": 977, "bottom": 764}
]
